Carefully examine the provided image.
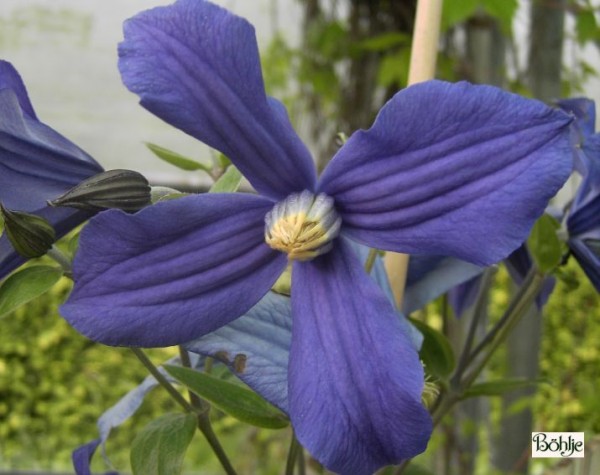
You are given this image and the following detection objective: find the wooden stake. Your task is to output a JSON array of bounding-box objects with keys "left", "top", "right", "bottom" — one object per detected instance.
[{"left": 384, "top": 0, "right": 443, "bottom": 307}]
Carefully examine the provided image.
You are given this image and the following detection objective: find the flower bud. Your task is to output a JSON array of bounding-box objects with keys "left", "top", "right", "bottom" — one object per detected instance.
[
  {"left": 48, "top": 169, "right": 151, "bottom": 212},
  {"left": 0, "top": 204, "right": 56, "bottom": 258}
]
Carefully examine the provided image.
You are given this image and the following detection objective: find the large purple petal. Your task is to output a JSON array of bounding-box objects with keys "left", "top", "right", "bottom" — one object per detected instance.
[
  {"left": 320, "top": 81, "right": 572, "bottom": 265},
  {"left": 61, "top": 193, "right": 287, "bottom": 347},
  {"left": 289, "top": 240, "right": 431, "bottom": 474},
  {"left": 118, "top": 0, "right": 316, "bottom": 199}
]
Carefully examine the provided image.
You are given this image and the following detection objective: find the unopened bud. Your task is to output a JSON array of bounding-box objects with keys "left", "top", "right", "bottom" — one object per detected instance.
[
  {"left": 0, "top": 204, "right": 56, "bottom": 258},
  {"left": 49, "top": 169, "right": 151, "bottom": 212}
]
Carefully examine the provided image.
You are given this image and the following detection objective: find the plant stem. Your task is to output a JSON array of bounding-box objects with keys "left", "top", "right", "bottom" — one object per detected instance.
[
  {"left": 47, "top": 245, "right": 72, "bottom": 274},
  {"left": 196, "top": 416, "right": 238, "bottom": 475},
  {"left": 451, "top": 268, "right": 496, "bottom": 387},
  {"left": 132, "top": 348, "right": 238, "bottom": 475},
  {"left": 285, "top": 431, "right": 302, "bottom": 475},
  {"left": 462, "top": 269, "right": 545, "bottom": 389},
  {"left": 178, "top": 346, "right": 209, "bottom": 411},
  {"left": 429, "top": 267, "right": 546, "bottom": 427},
  {"left": 131, "top": 348, "right": 195, "bottom": 413},
  {"left": 467, "top": 267, "right": 541, "bottom": 366}
]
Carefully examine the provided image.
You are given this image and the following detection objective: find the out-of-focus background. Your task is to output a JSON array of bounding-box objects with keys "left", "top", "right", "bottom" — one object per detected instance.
[{"left": 1, "top": 1, "right": 599, "bottom": 474}]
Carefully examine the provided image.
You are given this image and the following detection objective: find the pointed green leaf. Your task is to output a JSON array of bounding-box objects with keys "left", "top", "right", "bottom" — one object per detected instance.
[
  {"left": 527, "top": 213, "right": 564, "bottom": 273},
  {"left": 209, "top": 166, "right": 243, "bottom": 193},
  {"left": 130, "top": 412, "right": 196, "bottom": 475},
  {"left": 164, "top": 365, "right": 289, "bottom": 429},
  {"left": 145, "top": 142, "right": 210, "bottom": 172},
  {"left": 409, "top": 318, "right": 455, "bottom": 379},
  {"left": 462, "top": 378, "right": 538, "bottom": 400},
  {"left": 0, "top": 266, "right": 63, "bottom": 319}
]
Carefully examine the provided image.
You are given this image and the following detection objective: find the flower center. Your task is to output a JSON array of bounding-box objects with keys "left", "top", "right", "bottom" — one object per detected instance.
[{"left": 265, "top": 190, "right": 341, "bottom": 261}]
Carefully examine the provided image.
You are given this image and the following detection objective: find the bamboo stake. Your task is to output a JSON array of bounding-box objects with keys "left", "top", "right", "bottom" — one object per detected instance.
[{"left": 384, "top": 0, "right": 443, "bottom": 307}]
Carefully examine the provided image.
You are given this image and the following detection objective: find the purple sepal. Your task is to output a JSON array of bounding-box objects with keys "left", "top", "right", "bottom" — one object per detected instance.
[
  {"left": 319, "top": 80, "right": 572, "bottom": 266},
  {"left": 118, "top": 0, "right": 316, "bottom": 200},
  {"left": 289, "top": 240, "right": 431, "bottom": 474},
  {"left": 61, "top": 193, "right": 287, "bottom": 347}
]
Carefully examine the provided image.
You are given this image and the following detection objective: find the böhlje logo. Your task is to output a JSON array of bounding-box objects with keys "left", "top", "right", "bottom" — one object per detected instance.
[{"left": 531, "top": 432, "right": 585, "bottom": 458}]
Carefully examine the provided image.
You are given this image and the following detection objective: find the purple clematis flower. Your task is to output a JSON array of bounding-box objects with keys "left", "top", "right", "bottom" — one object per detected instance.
[
  {"left": 60, "top": 1, "right": 573, "bottom": 472},
  {"left": 0, "top": 60, "right": 104, "bottom": 278}
]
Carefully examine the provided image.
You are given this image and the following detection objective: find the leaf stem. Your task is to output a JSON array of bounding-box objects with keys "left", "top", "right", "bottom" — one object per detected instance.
[
  {"left": 461, "top": 269, "right": 545, "bottom": 389},
  {"left": 467, "top": 267, "right": 542, "bottom": 366},
  {"left": 47, "top": 245, "right": 72, "bottom": 274},
  {"left": 430, "top": 267, "right": 546, "bottom": 427},
  {"left": 451, "top": 268, "right": 496, "bottom": 388},
  {"left": 285, "top": 431, "right": 302, "bottom": 475},
  {"left": 131, "top": 348, "right": 195, "bottom": 413},
  {"left": 132, "top": 348, "right": 238, "bottom": 475}
]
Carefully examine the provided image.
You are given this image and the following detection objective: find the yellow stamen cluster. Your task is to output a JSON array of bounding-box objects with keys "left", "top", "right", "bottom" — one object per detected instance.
[{"left": 265, "top": 191, "right": 341, "bottom": 261}]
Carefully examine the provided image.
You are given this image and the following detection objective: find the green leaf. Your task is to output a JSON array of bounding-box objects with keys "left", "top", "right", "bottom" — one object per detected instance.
[
  {"left": 461, "top": 378, "right": 538, "bottom": 399},
  {"left": 165, "top": 365, "right": 289, "bottom": 429},
  {"left": 130, "top": 412, "right": 196, "bottom": 475},
  {"left": 145, "top": 143, "right": 210, "bottom": 172},
  {"left": 527, "top": 213, "right": 563, "bottom": 273},
  {"left": 0, "top": 266, "right": 63, "bottom": 319},
  {"left": 576, "top": 9, "right": 599, "bottom": 44},
  {"left": 209, "top": 166, "right": 243, "bottom": 193},
  {"left": 409, "top": 318, "right": 455, "bottom": 379}
]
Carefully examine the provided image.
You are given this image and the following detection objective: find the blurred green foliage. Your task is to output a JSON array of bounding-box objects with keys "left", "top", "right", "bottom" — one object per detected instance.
[
  {"left": 536, "top": 259, "right": 600, "bottom": 433},
  {"left": 0, "top": 255, "right": 597, "bottom": 473}
]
